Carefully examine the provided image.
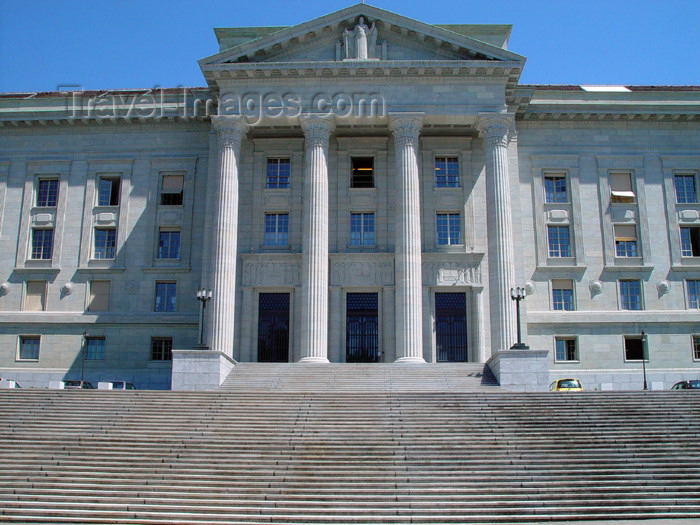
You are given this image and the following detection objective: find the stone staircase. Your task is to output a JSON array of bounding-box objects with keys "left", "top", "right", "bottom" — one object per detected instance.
[{"left": 1, "top": 363, "right": 700, "bottom": 524}]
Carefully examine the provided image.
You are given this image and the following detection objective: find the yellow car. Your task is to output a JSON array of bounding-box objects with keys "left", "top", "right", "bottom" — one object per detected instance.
[{"left": 550, "top": 378, "right": 583, "bottom": 391}]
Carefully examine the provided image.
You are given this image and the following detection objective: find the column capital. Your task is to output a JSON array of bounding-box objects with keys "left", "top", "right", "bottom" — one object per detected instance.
[
  {"left": 389, "top": 113, "right": 423, "bottom": 148},
  {"left": 211, "top": 116, "right": 248, "bottom": 149},
  {"left": 300, "top": 116, "right": 335, "bottom": 147},
  {"left": 476, "top": 113, "right": 514, "bottom": 149}
]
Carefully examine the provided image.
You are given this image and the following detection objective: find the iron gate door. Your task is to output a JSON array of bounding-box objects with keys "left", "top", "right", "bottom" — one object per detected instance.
[
  {"left": 346, "top": 293, "right": 379, "bottom": 363},
  {"left": 435, "top": 292, "right": 467, "bottom": 362},
  {"left": 257, "top": 293, "right": 290, "bottom": 362}
]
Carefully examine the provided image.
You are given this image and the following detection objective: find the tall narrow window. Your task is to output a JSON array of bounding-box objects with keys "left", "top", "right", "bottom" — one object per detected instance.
[
  {"left": 158, "top": 229, "right": 181, "bottom": 259},
  {"left": 544, "top": 175, "right": 567, "bottom": 203},
  {"left": 97, "top": 176, "right": 121, "bottom": 206},
  {"left": 614, "top": 224, "right": 638, "bottom": 257},
  {"left": 31, "top": 229, "right": 53, "bottom": 260},
  {"left": 547, "top": 225, "right": 571, "bottom": 257},
  {"left": 674, "top": 174, "right": 697, "bottom": 204},
  {"left": 264, "top": 213, "right": 289, "bottom": 247},
  {"left": 624, "top": 336, "right": 644, "bottom": 361},
  {"left": 154, "top": 282, "right": 177, "bottom": 312},
  {"left": 552, "top": 279, "right": 574, "bottom": 311},
  {"left": 434, "top": 157, "right": 459, "bottom": 188},
  {"left": 266, "top": 158, "right": 290, "bottom": 189},
  {"left": 351, "top": 157, "right": 374, "bottom": 188},
  {"left": 85, "top": 337, "right": 105, "bottom": 360},
  {"left": 18, "top": 336, "right": 40, "bottom": 360},
  {"left": 151, "top": 337, "right": 173, "bottom": 361},
  {"left": 610, "top": 172, "right": 635, "bottom": 203},
  {"left": 88, "top": 280, "right": 110, "bottom": 312},
  {"left": 555, "top": 338, "right": 578, "bottom": 362},
  {"left": 687, "top": 280, "right": 700, "bottom": 309},
  {"left": 620, "top": 279, "right": 642, "bottom": 310},
  {"left": 680, "top": 227, "right": 700, "bottom": 257},
  {"left": 436, "top": 213, "right": 460, "bottom": 245},
  {"left": 94, "top": 228, "right": 116, "bottom": 259},
  {"left": 160, "top": 174, "right": 184, "bottom": 206},
  {"left": 350, "top": 212, "right": 375, "bottom": 246},
  {"left": 694, "top": 335, "right": 700, "bottom": 361},
  {"left": 24, "top": 281, "right": 47, "bottom": 311},
  {"left": 36, "top": 179, "right": 59, "bottom": 207}
]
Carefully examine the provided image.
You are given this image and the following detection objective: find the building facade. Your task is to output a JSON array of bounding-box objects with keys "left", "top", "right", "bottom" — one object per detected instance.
[{"left": 1, "top": 4, "right": 699, "bottom": 390}]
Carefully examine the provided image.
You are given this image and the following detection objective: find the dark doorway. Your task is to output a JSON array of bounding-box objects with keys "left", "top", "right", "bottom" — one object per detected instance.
[
  {"left": 435, "top": 292, "right": 468, "bottom": 362},
  {"left": 257, "top": 293, "right": 290, "bottom": 362},
  {"left": 346, "top": 293, "right": 379, "bottom": 363}
]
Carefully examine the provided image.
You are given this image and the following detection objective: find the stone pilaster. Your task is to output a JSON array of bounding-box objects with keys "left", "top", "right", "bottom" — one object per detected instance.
[
  {"left": 477, "top": 113, "right": 517, "bottom": 353},
  {"left": 208, "top": 116, "right": 247, "bottom": 358},
  {"left": 299, "top": 116, "right": 334, "bottom": 362},
  {"left": 389, "top": 114, "right": 425, "bottom": 363}
]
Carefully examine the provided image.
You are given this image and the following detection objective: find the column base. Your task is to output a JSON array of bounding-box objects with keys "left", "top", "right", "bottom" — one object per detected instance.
[
  {"left": 394, "top": 356, "right": 426, "bottom": 364},
  {"left": 298, "top": 357, "right": 330, "bottom": 364}
]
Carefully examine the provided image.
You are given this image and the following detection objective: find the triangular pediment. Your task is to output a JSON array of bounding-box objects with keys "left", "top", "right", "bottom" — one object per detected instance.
[{"left": 200, "top": 4, "right": 524, "bottom": 70}]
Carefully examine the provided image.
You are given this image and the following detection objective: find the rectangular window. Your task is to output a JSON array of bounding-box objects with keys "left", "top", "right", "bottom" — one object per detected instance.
[
  {"left": 552, "top": 279, "right": 574, "bottom": 311},
  {"left": 24, "top": 280, "right": 46, "bottom": 311},
  {"left": 624, "top": 336, "right": 644, "bottom": 361},
  {"left": 544, "top": 175, "right": 567, "bottom": 203},
  {"left": 610, "top": 172, "right": 635, "bottom": 203},
  {"left": 434, "top": 157, "right": 459, "bottom": 188},
  {"left": 154, "top": 281, "right": 177, "bottom": 312},
  {"left": 266, "top": 158, "right": 290, "bottom": 189},
  {"left": 158, "top": 229, "right": 181, "bottom": 259},
  {"left": 97, "top": 176, "right": 121, "bottom": 206},
  {"left": 88, "top": 280, "right": 110, "bottom": 312},
  {"left": 36, "top": 179, "right": 59, "bottom": 207},
  {"left": 85, "top": 337, "right": 105, "bottom": 360},
  {"left": 94, "top": 228, "right": 116, "bottom": 259},
  {"left": 674, "top": 174, "right": 697, "bottom": 204},
  {"left": 18, "top": 336, "right": 40, "bottom": 360},
  {"left": 151, "top": 337, "right": 173, "bottom": 361},
  {"left": 436, "top": 213, "right": 461, "bottom": 245},
  {"left": 351, "top": 157, "right": 374, "bottom": 188},
  {"left": 547, "top": 225, "right": 571, "bottom": 257},
  {"left": 160, "top": 174, "right": 184, "bottom": 206},
  {"left": 694, "top": 335, "right": 700, "bottom": 361},
  {"left": 614, "top": 224, "right": 638, "bottom": 257},
  {"left": 687, "top": 280, "right": 700, "bottom": 309},
  {"left": 620, "top": 279, "right": 642, "bottom": 310},
  {"left": 31, "top": 228, "right": 53, "bottom": 260},
  {"left": 264, "top": 213, "right": 289, "bottom": 247},
  {"left": 555, "top": 338, "right": 578, "bottom": 362},
  {"left": 680, "top": 227, "right": 700, "bottom": 257},
  {"left": 350, "top": 212, "right": 375, "bottom": 246}
]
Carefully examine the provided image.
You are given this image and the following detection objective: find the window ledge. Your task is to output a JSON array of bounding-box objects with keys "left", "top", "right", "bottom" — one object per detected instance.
[
  {"left": 672, "top": 259, "right": 700, "bottom": 271},
  {"left": 536, "top": 263, "right": 587, "bottom": 272},
  {"left": 78, "top": 262, "right": 125, "bottom": 272},
  {"left": 554, "top": 360, "right": 580, "bottom": 365},
  {"left": 604, "top": 263, "right": 654, "bottom": 272},
  {"left": 434, "top": 244, "right": 466, "bottom": 253},
  {"left": 142, "top": 266, "right": 191, "bottom": 273}
]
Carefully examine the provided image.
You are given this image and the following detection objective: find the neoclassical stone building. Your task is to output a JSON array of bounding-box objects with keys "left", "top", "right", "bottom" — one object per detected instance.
[{"left": 1, "top": 4, "right": 699, "bottom": 390}]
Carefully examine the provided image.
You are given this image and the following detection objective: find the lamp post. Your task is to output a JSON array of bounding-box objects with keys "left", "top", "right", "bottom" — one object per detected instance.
[
  {"left": 196, "top": 289, "right": 212, "bottom": 347},
  {"left": 641, "top": 330, "right": 649, "bottom": 391},
  {"left": 510, "top": 287, "right": 529, "bottom": 349}
]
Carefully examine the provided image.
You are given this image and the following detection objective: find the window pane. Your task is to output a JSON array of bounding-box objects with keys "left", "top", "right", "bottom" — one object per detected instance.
[
  {"left": 624, "top": 337, "right": 644, "bottom": 361},
  {"left": 85, "top": 337, "right": 105, "bottom": 360},
  {"left": 674, "top": 174, "right": 697, "bottom": 204},
  {"left": 351, "top": 158, "right": 374, "bottom": 188},
  {"left": 158, "top": 230, "right": 181, "bottom": 259},
  {"left": 547, "top": 226, "right": 571, "bottom": 257},
  {"left": 555, "top": 338, "right": 577, "bottom": 361},
  {"left": 544, "top": 176, "right": 567, "bottom": 203},
  {"left": 19, "top": 336, "right": 40, "bottom": 360},
  {"left": 151, "top": 338, "right": 173, "bottom": 361},
  {"left": 94, "top": 229, "right": 116, "bottom": 259},
  {"left": 161, "top": 175, "right": 184, "bottom": 205},
  {"left": 350, "top": 213, "right": 375, "bottom": 246},
  {"left": 98, "top": 177, "right": 120, "bottom": 206},
  {"left": 680, "top": 227, "right": 700, "bottom": 257},
  {"left": 266, "top": 159, "right": 290, "bottom": 189},
  {"left": 155, "top": 282, "right": 177, "bottom": 312},
  {"left": 620, "top": 280, "right": 642, "bottom": 310},
  {"left": 688, "top": 280, "right": 700, "bottom": 309},
  {"left": 31, "top": 229, "right": 53, "bottom": 259},
  {"left": 436, "top": 213, "right": 460, "bottom": 245},
  {"left": 264, "top": 214, "right": 289, "bottom": 246},
  {"left": 435, "top": 157, "right": 459, "bottom": 188},
  {"left": 552, "top": 279, "right": 574, "bottom": 311},
  {"left": 694, "top": 336, "right": 700, "bottom": 361},
  {"left": 37, "top": 179, "right": 59, "bottom": 207}
]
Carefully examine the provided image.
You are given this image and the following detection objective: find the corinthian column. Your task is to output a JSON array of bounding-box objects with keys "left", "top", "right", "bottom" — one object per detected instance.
[
  {"left": 299, "top": 116, "right": 334, "bottom": 362},
  {"left": 476, "top": 113, "right": 517, "bottom": 353},
  {"left": 208, "top": 116, "right": 247, "bottom": 358},
  {"left": 390, "top": 114, "right": 425, "bottom": 363}
]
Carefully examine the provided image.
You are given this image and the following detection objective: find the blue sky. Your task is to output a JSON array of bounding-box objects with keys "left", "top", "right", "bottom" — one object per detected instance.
[{"left": 1, "top": 0, "right": 698, "bottom": 93}]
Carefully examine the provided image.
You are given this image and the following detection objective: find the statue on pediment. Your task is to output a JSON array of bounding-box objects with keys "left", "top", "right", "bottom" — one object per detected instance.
[{"left": 344, "top": 17, "right": 377, "bottom": 60}]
